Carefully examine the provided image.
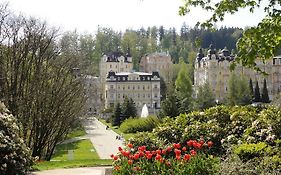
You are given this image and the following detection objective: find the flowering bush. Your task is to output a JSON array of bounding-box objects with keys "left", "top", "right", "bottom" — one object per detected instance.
[
  {"left": 111, "top": 139, "right": 218, "bottom": 175},
  {"left": 0, "top": 102, "right": 33, "bottom": 175}
]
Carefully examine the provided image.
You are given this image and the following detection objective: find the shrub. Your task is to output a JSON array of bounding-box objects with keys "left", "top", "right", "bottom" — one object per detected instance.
[
  {"left": 119, "top": 116, "right": 160, "bottom": 133},
  {"left": 233, "top": 142, "right": 268, "bottom": 161},
  {"left": 0, "top": 102, "right": 33, "bottom": 175}
]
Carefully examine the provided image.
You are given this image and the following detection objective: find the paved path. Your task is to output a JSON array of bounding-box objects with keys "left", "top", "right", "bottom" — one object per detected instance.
[
  {"left": 83, "top": 117, "right": 125, "bottom": 159},
  {"left": 31, "top": 117, "right": 122, "bottom": 175},
  {"left": 29, "top": 167, "right": 111, "bottom": 175}
]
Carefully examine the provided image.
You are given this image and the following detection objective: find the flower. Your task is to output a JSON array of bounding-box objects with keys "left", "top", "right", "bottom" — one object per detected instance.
[
  {"left": 207, "top": 141, "right": 213, "bottom": 148},
  {"left": 118, "top": 147, "right": 123, "bottom": 152},
  {"left": 128, "top": 159, "right": 133, "bottom": 165},
  {"left": 156, "top": 149, "right": 162, "bottom": 155},
  {"left": 155, "top": 154, "right": 162, "bottom": 161},
  {"left": 184, "top": 154, "right": 191, "bottom": 161},
  {"left": 174, "top": 149, "right": 181, "bottom": 156},
  {"left": 187, "top": 140, "right": 193, "bottom": 147},
  {"left": 173, "top": 143, "right": 181, "bottom": 149},
  {"left": 114, "top": 166, "right": 121, "bottom": 171},
  {"left": 133, "top": 153, "right": 140, "bottom": 160},
  {"left": 127, "top": 143, "right": 133, "bottom": 148},
  {"left": 182, "top": 146, "right": 187, "bottom": 151},
  {"left": 166, "top": 146, "right": 172, "bottom": 152},
  {"left": 113, "top": 155, "right": 118, "bottom": 160},
  {"left": 190, "top": 150, "right": 196, "bottom": 156}
]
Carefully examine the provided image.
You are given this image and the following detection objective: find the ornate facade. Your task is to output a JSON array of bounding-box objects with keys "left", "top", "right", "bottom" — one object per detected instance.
[
  {"left": 194, "top": 45, "right": 281, "bottom": 101},
  {"left": 104, "top": 71, "right": 161, "bottom": 115}
]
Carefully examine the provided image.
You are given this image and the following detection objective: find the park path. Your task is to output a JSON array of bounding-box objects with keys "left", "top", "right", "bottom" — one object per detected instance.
[
  {"left": 83, "top": 117, "right": 125, "bottom": 159},
  {"left": 30, "top": 117, "right": 123, "bottom": 175}
]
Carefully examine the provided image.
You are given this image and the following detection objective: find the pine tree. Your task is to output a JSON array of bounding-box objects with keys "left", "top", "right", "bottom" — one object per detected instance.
[
  {"left": 122, "top": 97, "right": 137, "bottom": 120},
  {"left": 112, "top": 103, "right": 122, "bottom": 126},
  {"left": 254, "top": 81, "right": 261, "bottom": 102},
  {"left": 249, "top": 78, "right": 254, "bottom": 99},
  {"left": 261, "top": 79, "right": 270, "bottom": 103}
]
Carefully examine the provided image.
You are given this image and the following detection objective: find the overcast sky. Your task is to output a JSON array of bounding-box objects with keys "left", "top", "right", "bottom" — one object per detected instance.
[{"left": 7, "top": 0, "right": 267, "bottom": 33}]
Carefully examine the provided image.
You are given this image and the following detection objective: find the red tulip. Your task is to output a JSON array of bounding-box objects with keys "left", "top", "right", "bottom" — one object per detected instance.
[
  {"left": 184, "top": 154, "right": 191, "bottom": 161},
  {"left": 127, "top": 143, "right": 133, "bottom": 148},
  {"left": 207, "top": 141, "right": 213, "bottom": 148},
  {"left": 128, "top": 159, "right": 133, "bottom": 165},
  {"left": 182, "top": 146, "right": 187, "bottom": 151}
]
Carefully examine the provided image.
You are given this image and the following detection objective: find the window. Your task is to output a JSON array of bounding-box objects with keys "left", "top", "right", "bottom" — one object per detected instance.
[
  {"left": 133, "top": 86, "right": 135, "bottom": 90},
  {"left": 154, "top": 93, "right": 158, "bottom": 98},
  {"left": 143, "top": 94, "right": 145, "bottom": 98},
  {"left": 154, "top": 84, "right": 157, "bottom": 88},
  {"left": 110, "top": 85, "right": 114, "bottom": 89},
  {"left": 128, "top": 85, "right": 130, "bottom": 89},
  {"left": 110, "top": 64, "right": 112, "bottom": 68},
  {"left": 143, "top": 86, "right": 145, "bottom": 90},
  {"left": 118, "top": 94, "right": 120, "bottom": 98}
]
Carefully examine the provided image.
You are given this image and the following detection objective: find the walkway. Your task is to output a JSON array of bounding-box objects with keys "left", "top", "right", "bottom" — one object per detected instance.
[
  {"left": 83, "top": 117, "right": 125, "bottom": 159},
  {"left": 29, "top": 167, "right": 112, "bottom": 175},
  {"left": 31, "top": 117, "right": 123, "bottom": 175}
]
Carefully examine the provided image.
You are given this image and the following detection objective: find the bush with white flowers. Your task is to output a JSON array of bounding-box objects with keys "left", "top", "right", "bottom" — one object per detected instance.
[{"left": 0, "top": 102, "right": 33, "bottom": 175}]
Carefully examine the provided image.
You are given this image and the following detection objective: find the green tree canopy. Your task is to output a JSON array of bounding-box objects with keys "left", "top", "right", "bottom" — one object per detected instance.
[
  {"left": 122, "top": 97, "right": 138, "bottom": 119},
  {"left": 179, "top": 0, "right": 281, "bottom": 72},
  {"left": 227, "top": 73, "right": 252, "bottom": 105},
  {"left": 175, "top": 60, "right": 193, "bottom": 113},
  {"left": 196, "top": 82, "right": 216, "bottom": 110}
]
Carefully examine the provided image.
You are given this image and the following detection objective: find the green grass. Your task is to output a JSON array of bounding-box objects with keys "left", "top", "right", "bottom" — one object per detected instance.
[
  {"left": 33, "top": 159, "right": 112, "bottom": 171},
  {"left": 66, "top": 126, "right": 86, "bottom": 139},
  {"left": 51, "top": 139, "right": 99, "bottom": 161},
  {"left": 32, "top": 139, "right": 110, "bottom": 171},
  {"left": 99, "top": 118, "right": 136, "bottom": 140}
]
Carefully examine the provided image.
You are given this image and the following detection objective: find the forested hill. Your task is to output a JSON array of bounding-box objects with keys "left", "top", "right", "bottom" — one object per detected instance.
[{"left": 60, "top": 25, "right": 243, "bottom": 75}]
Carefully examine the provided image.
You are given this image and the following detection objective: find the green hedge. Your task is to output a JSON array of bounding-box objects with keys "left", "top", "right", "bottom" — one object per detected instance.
[{"left": 119, "top": 116, "right": 160, "bottom": 133}]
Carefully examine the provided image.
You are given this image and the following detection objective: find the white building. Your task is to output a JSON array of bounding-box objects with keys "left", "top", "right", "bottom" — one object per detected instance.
[
  {"left": 104, "top": 71, "right": 161, "bottom": 115},
  {"left": 194, "top": 45, "right": 281, "bottom": 101}
]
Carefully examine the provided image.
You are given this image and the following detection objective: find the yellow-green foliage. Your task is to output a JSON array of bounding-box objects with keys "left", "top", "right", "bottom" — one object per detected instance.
[
  {"left": 119, "top": 116, "right": 160, "bottom": 133},
  {"left": 234, "top": 142, "right": 268, "bottom": 161}
]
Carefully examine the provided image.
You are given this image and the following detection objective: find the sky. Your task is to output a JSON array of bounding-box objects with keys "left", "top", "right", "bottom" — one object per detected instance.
[{"left": 6, "top": 0, "right": 267, "bottom": 33}]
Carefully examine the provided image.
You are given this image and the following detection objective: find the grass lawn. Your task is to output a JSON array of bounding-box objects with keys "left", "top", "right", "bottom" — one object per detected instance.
[
  {"left": 99, "top": 118, "right": 136, "bottom": 140},
  {"left": 33, "top": 159, "right": 112, "bottom": 171},
  {"left": 51, "top": 139, "right": 99, "bottom": 161},
  {"left": 66, "top": 126, "right": 87, "bottom": 139},
  {"left": 33, "top": 139, "right": 111, "bottom": 171}
]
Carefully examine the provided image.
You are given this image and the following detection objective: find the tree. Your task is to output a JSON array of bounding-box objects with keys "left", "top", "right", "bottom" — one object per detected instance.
[
  {"left": 249, "top": 78, "right": 254, "bottom": 99},
  {"left": 196, "top": 82, "right": 216, "bottom": 110},
  {"left": 122, "top": 97, "right": 137, "bottom": 120},
  {"left": 261, "top": 79, "right": 270, "bottom": 103},
  {"left": 159, "top": 91, "right": 180, "bottom": 118},
  {"left": 179, "top": 0, "right": 281, "bottom": 72},
  {"left": 112, "top": 103, "right": 122, "bottom": 126},
  {"left": 0, "top": 102, "right": 33, "bottom": 175},
  {"left": 254, "top": 81, "right": 261, "bottom": 102},
  {"left": 175, "top": 60, "right": 193, "bottom": 113},
  {"left": 0, "top": 5, "right": 85, "bottom": 160},
  {"left": 227, "top": 74, "right": 251, "bottom": 105}
]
